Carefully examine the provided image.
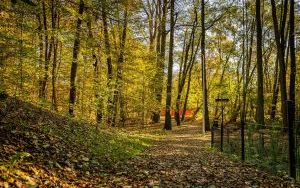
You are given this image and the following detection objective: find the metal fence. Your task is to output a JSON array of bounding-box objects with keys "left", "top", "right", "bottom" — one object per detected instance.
[{"left": 211, "top": 101, "right": 300, "bottom": 180}]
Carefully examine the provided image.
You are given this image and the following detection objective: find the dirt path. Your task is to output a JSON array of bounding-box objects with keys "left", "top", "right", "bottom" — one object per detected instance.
[
  {"left": 100, "top": 124, "right": 297, "bottom": 188},
  {"left": 1, "top": 98, "right": 297, "bottom": 187}
]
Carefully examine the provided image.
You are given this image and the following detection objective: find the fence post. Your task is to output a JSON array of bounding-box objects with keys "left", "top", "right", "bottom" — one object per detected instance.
[
  {"left": 211, "top": 124, "right": 214, "bottom": 148},
  {"left": 221, "top": 105, "right": 224, "bottom": 152},
  {"left": 241, "top": 120, "right": 245, "bottom": 161},
  {"left": 212, "top": 120, "right": 218, "bottom": 148},
  {"left": 287, "top": 100, "right": 296, "bottom": 179}
]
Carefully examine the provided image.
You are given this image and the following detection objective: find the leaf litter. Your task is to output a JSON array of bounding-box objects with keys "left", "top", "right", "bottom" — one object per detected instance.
[{"left": 0, "top": 97, "right": 299, "bottom": 187}]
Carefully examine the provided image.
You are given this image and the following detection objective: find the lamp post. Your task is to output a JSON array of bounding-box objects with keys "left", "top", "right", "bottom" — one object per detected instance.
[{"left": 215, "top": 98, "right": 229, "bottom": 152}]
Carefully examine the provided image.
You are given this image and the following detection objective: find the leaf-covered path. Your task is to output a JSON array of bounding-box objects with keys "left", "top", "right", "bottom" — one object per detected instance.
[
  {"left": 101, "top": 124, "right": 297, "bottom": 188},
  {"left": 0, "top": 98, "right": 298, "bottom": 188}
]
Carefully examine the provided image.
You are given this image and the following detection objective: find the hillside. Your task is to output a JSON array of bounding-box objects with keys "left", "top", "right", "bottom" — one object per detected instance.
[{"left": 0, "top": 97, "right": 160, "bottom": 187}]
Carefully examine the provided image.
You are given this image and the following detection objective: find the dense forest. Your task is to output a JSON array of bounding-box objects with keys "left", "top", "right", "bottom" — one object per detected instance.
[
  {"left": 1, "top": 0, "right": 300, "bottom": 187},
  {"left": 0, "top": 0, "right": 299, "bottom": 129}
]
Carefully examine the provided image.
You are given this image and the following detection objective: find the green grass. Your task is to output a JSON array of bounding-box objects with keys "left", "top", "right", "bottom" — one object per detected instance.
[
  {"left": 212, "top": 129, "right": 291, "bottom": 178},
  {"left": 42, "top": 121, "right": 164, "bottom": 164}
]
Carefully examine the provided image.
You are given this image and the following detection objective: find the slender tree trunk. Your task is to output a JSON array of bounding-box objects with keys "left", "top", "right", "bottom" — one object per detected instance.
[
  {"left": 111, "top": 8, "right": 128, "bottom": 127},
  {"left": 51, "top": 39, "right": 58, "bottom": 111},
  {"left": 164, "top": 0, "right": 175, "bottom": 130},
  {"left": 102, "top": 4, "right": 113, "bottom": 125},
  {"left": 94, "top": 54, "right": 102, "bottom": 123},
  {"left": 181, "top": 67, "right": 192, "bottom": 122},
  {"left": 270, "top": 57, "right": 279, "bottom": 120},
  {"left": 87, "top": 19, "right": 102, "bottom": 124},
  {"left": 289, "top": 0, "right": 296, "bottom": 128},
  {"left": 175, "top": 12, "right": 198, "bottom": 126},
  {"left": 68, "top": 0, "right": 84, "bottom": 116},
  {"left": 241, "top": 2, "right": 255, "bottom": 137},
  {"left": 144, "top": 0, "right": 157, "bottom": 51},
  {"left": 144, "top": 0, "right": 158, "bottom": 124},
  {"left": 152, "top": 0, "right": 167, "bottom": 123},
  {"left": 40, "top": 0, "right": 53, "bottom": 100},
  {"left": 42, "top": 1, "right": 54, "bottom": 100},
  {"left": 201, "top": 0, "right": 209, "bottom": 132},
  {"left": 37, "top": 13, "right": 44, "bottom": 98},
  {"left": 142, "top": 67, "right": 146, "bottom": 125},
  {"left": 175, "top": 31, "right": 189, "bottom": 126},
  {"left": 51, "top": 0, "right": 58, "bottom": 111},
  {"left": 256, "top": 0, "right": 264, "bottom": 126},
  {"left": 175, "top": 36, "right": 191, "bottom": 126},
  {"left": 18, "top": 13, "right": 24, "bottom": 96},
  {"left": 270, "top": 0, "right": 288, "bottom": 128}
]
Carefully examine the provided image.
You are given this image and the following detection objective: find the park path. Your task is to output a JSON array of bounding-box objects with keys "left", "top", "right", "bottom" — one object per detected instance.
[{"left": 101, "top": 124, "right": 297, "bottom": 188}]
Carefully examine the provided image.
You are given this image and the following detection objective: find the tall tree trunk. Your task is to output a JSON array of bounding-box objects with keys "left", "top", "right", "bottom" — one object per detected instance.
[
  {"left": 181, "top": 66, "right": 193, "bottom": 122},
  {"left": 164, "top": 0, "right": 174, "bottom": 130},
  {"left": 143, "top": 0, "right": 158, "bottom": 124},
  {"left": 175, "top": 11, "right": 198, "bottom": 126},
  {"left": 143, "top": 0, "right": 157, "bottom": 51},
  {"left": 270, "top": 57, "right": 279, "bottom": 120},
  {"left": 51, "top": 0, "right": 58, "bottom": 111},
  {"left": 270, "top": 0, "right": 288, "bottom": 128},
  {"left": 152, "top": 0, "right": 167, "bottom": 123},
  {"left": 256, "top": 0, "right": 264, "bottom": 126},
  {"left": 201, "top": 0, "right": 210, "bottom": 132},
  {"left": 37, "top": 13, "right": 44, "bottom": 98},
  {"left": 87, "top": 19, "right": 102, "bottom": 124},
  {"left": 111, "top": 7, "right": 128, "bottom": 127},
  {"left": 40, "top": 0, "right": 53, "bottom": 100},
  {"left": 102, "top": 4, "right": 114, "bottom": 125},
  {"left": 289, "top": 0, "right": 296, "bottom": 127},
  {"left": 68, "top": 0, "right": 84, "bottom": 116},
  {"left": 241, "top": 17, "right": 255, "bottom": 124}
]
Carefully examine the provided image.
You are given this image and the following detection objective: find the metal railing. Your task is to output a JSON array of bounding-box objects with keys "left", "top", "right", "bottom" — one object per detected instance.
[{"left": 211, "top": 101, "right": 300, "bottom": 180}]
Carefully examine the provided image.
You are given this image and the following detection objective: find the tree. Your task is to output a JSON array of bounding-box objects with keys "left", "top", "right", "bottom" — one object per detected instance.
[
  {"left": 152, "top": 0, "right": 167, "bottom": 123},
  {"left": 50, "top": 0, "right": 59, "bottom": 111},
  {"left": 111, "top": 6, "right": 129, "bottom": 127},
  {"left": 255, "top": 0, "right": 264, "bottom": 126},
  {"left": 270, "top": 0, "right": 288, "bottom": 127},
  {"left": 101, "top": 1, "right": 114, "bottom": 125},
  {"left": 68, "top": 0, "right": 84, "bottom": 116},
  {"left": 39, "top": 0, "right": 53, "bottom": 100},
  {"left": 164, "top": 0, "right": 175, "bottom": 130},
  {"left": 289, "top": 0, "right": 296, "bottom": 127},
  {"left": 201, "top": 0, "right": 209, "bottom": 132},
  {"left": 174, "top": 11, "right": 200, "bottom": 126}
]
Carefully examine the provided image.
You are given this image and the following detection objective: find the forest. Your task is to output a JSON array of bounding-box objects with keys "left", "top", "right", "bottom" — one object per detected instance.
[{"left": 0, "top": 0, "right": 300, "bottom": 187}]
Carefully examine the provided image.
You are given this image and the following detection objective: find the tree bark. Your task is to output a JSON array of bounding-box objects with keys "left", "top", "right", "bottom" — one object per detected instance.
[
  {"left": 289, "top": 0, "right": 296, "bottom": 127},
  {"left": 37, "top": 12, "right": 44, "bottom": 98},
  {"left": 175, "top": 9, "right": 199, "bottom": 126},
  {"left": 40, "top": 0, "right": 53, "bottom": 100},
  {"left": 111, "top": 7, "right": 128, "bottom": 127},
  {"left": 201, "top": 0, "right": 210, "bottom": 132},
  {"left": 102, "top": 4, "right": 114, "bottom": 125},
  {"left": 51, "top": 0, "right": 58, "bottom": 111},
  {"left": 255, "top": 0, "right": 264, "bottom": 126},
  {"left": 152, "top": 0, "right": 167, "bottom": 123},
  {"left": 87, "top": 18, "right": 102, "bottom": 124},
  {"left": 164, "top": 0, "right": 174, "bottom": 130},
  {"left": 270, "top": 0, "right": 288, "bottom": 128},
  {"left": 68, "top": 0, "right": 84, "bottom": 116},
  {"left": 181, "top": 65, "right": 193, "bottom": 122},
  {"left": 270, "top": 57, "right": 279, "bottom": 120}
]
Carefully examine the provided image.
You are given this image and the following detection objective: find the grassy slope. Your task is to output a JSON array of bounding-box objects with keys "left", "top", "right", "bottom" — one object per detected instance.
[{"left": 0, "top": 97, "right": 163, "bottom": 187}]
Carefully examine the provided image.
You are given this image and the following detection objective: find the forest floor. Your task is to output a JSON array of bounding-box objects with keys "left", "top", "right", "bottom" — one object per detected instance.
[
  {"left": 0, "top": 97, "right": 299, "bottom": 187},
  {"left": 104, "top": 124, "right": 298, "bottom": 188}
]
